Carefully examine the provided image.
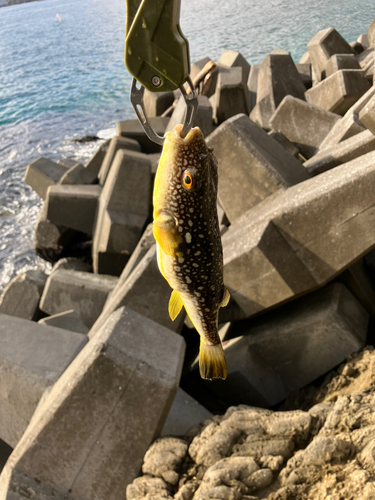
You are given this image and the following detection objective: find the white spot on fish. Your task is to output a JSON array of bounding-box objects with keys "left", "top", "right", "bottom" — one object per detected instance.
[
  {"left": 194, "top": 251, "right": 201, "bottom": 256},
  {"left": 189, "top": 208, "right": 194, "bottom": 213},
  {"left": 194, "top": 292, "right": 201, "bottom": 297},
  {"left": 199, "top": 234, "right": 204, "bottom": 238},
  {"left": 174, "top": 266, "right": 181, "bottom": 272},
  {"left": 186, "top": 276, "right": 192, "bottom": 284},
  {"left": 178, "top": 257, "right": 185, "bottom": 263},
  {"left": 185, "top": 233, "right": 191, "bottom": 243},
  {"left": 193, "top": 263, "right": 199, "bottom": 268},
  {"left": 188, "top": 220, "right": 193, "bottom": 227}
]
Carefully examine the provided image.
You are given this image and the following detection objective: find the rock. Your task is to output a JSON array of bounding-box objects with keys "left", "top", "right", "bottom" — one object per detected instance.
[
  {"left": 46, "top": 184, "right": 102, "bottom": 235},
  {"left": 222, "top": 150, "right": 375, "bottom": 318},
  {"left": 205, "top": 113, "right": 309, "bottom": 223},
  {"left": 24, "top": 157, "right": 68, "bottom": 199},
  {"left": 0, "top": 313, "right": 87, "bottom": 447},
  {"left": 97, "top": 136, "right": 142, "bottom": 185},
  {"left": 59, "top": 163, "right": 98, "bottom": 185},
  {"left": 325, "top": 53, "right": 361, "bottom": 77},
  {"left": 142, "top": 437, "right": 189, "bottom": 485},
  {"left": 116, "top": 117, "right": 170, "bottom": 153},
  {"left": 269, "top": 95, "right": 340, "bottom": 157},
  {"left": 144, "top": 90, "right": 175, "bottom": 118},
  {"left": 167, "top": 94, "right": 214, "bottom": 138},
  {"left": 39, "top": 269, "right": 118, "bottom": 329},
  {"left": 250, "top": 49, "right": 306, "bottom": 129},
  {"left": 305, "top": 69, "right": 371, "bottom": 115},
  {"left": 212, "top": 283, "right": 367, "bottom": 408},
  {"left": 0, "top": 307, "right": 185, "bottom": 499},
  {"left": 209, "top": 66, "right": 249, "bottom": 124},
  {"left": 267, "top": 130, "right": 300, "bottom": 158},
  {"left": 247, "top": 63, "right": 259, "bottom": 112},
  {"left": 161, "top": 388, "right": 213, "bottom": 438},
  {"left": 358, "top": 92, "right": 375, "bottom": 135},
  {"left": 38, "top": 309, "right": 89, "bottom": 335},
  {"left": 85, "top": 139, "right": 111, "bottom": 177},
  {"left": 34, "top": 202, "right": 76, "bottom": 263},
  {"left": 0, "top": 270, "right": 47, "bottom": 321},
  {"left": 304, "top": 129, "right": 375, "bottom": 175},
  {"left": 307, "top": 27, "right": 355, "bottom": 82},
  {"left": 127, "top": 476, "right": 174, "bottom": 500},
  {"left": 89, "top": 245, "right": 185, "bottom": 337},
  {"left": 92, "top": 149, "right": 152, "bottom": 276}
]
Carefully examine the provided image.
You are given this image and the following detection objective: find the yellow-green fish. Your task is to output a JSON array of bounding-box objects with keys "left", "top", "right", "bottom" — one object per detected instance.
[{"left": 153, "top": 124, "right": 230, "bottom": 380}]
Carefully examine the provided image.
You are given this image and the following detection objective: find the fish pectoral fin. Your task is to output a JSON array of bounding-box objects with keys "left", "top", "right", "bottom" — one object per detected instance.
[
  {"left": 199, "top": 340, "right": 227, "bottom": 380},
  {"left": 153, "top": 221, "right": 185, "bottom": 258},
  {"left": 221, "top": 287, "right": 230, "bottom": 307},
  {"left": 169, "top": 289, "right": 185, "bottom": 321}
]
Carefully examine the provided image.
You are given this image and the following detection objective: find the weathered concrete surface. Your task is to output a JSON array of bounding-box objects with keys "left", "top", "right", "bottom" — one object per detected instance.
[
  {"left": 0, "top": 270, "right": 47, "bottom": 321},
  {"left": 0, "top": 314, "right": 87, "bottom": 447},
  {"left": 90, "top": 245, "right": 185, "bottom": 338},
  {"left": 85, "top": 139, "right": 110, "bottom": 177},
  {"left": 209, "top": 66, "right": 249, "bottom": 124},
  {"left": 92, "top": 149, "right": 152, "bottom": 276},
  {"left": 116, "top": 117, "right": 170, "bottom": 153},
  {"left": 270, "top": 95, "right": 340, "bottom": 157},
  {"left": 51, "top": 257, "right": 92, "bottom": 273},
  {"left": 167, "top": 94, "right": 214, "bottom": 138},
  {"left": 46, "top": 184, "right": 102, "bottom": 235},
  {"left": 251, "top": 49, "right": 306, "bottom": 129},
  {"left": 358, "top": 92, "right": 375, "bottom": 135},
  {"left": 57, "top": 158, "right": 81, "bottom": 169},
  {"left": 161, "top": 388, "right": 213, "bottom": 438},
  {"left": 217, "top": 49, "right": 251, "bottom": 110},
  {"left": 206, "top": 114, "right": 309, "bottom": 223},
  {"left": 222, "top": 150, "right": 375, "bottom": 318},
  {"left": 213, "top": 283, "right": 367, "bottom": 408},
  {"left": 296, "top": 62, "right": 312, "bottom": 89},
  {"left": 97, "top": 136, "right": 142, "bottom": 185},
  {"left": 0, "top": 307, "right": 185, "bottom": 500},
  {"left": 304, "top": 129, "right": 375, "bottom": 176},
  {"left": 0, "top": 440, "right": 12, "bottom": 474},
  {"left": 247, "top": 63, "right": 259, "bottom": 112},
  {"left": 268, "top": 130, "right": 300, "bottom": 158},
  {"left": 325, "top": 53, "right": 361, "bottom": 77},
  {"left": 59, "top": 163, "right": 97, "bottom": 185},
  {"left": 307, "top": 27, "right": 355, "bottom": 81},
  {"left": 38, "top": 310, "right": 89, "bottom": 335},
  {"left": 144, "top": 90, "right": 174, "bottom": 118},
  {"left": 24, "top": 158, "right": 68, "bottom": 200},
  {"left": 305, "top": 69, "right": 371, "bottom": 115},
  {"left": 40, "top": 269, "right": 118, "bottom": 329}
]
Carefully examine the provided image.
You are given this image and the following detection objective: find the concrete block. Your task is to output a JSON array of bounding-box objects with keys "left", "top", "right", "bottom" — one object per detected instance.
[
  {"left": 0, "top": 440, "right": 12, "bottom": 473},
  {"left": 59, "top": 163, "right": 97, "bottom": 185},
  {"left": 253, "top": 49, "right": 306, "bottom": 129},
  {"left": 247, "top": 64, "right": 260, "bottom": 112},
  {"left": 222, "top": 150, "right": 375, "bottom": 318},
  {"left": 307, "top": 28, "right": 355, "bottom": 82},
  {"left": 325, "top": 53, "right": 361, "bottom": 77},
  {"left": 90, "top": 245, "right": 185, "bottom": 338},
  {"left": 305, "top": 69, "right": 371, "bottom": 115},
  {"left": 357, "top": 34, "right": 369, "bottom": 49},
  {"left": 304, "top": 129, "right": 375, "bottom": 176},
  {"left": 350, "top": 41, "right": 365, "bottom": 55},
  {"left": 143, "top": 90, "right": 175, "bottom": 117},
  {"left": 299, "top": 52, "right": 311, "bottom": 64},
  {"left": 190, "top": 57, "right": 212, "bottom": 80},
  {"left": 267, "top": 130, "right": 300, "bottom": 158},
  {"left": 85, "top": 139, "right": 110, "bottom": 176},
  {"left": 51, "top": 257, "right": 92, "bottom": 273},
  {"left": 358, "top": 47, "right": 374, "bottom": 69},
  {"left": 93, "top": 149, "right": 152, "bottom": 276},
  {"left": 24, "top": 158, "right": 68, "bottom": 200},
  {"left": 0, "top": 270, "right": 47, "bottom": 321},
  {"left": 98, "top": 136, "right": 142, "bottom": 185},
  {"left": 116, "top": 117, "right": 170, "bottom": 153},
  {"left": 209, "top": 67, "right": 249, "bottom": 124},
  {"left": 0, "top": 313, "right": 87, "bottom": 447},
  {"left": 161, "top": 388, "right": 212, "bottom": 437},
  {"left": 369, "top": 19, "right": 375, "bottom": 48},
  {"left": 34, "top": 203, "right": 76, "bottom": 263},
  {"left": 149, "top": 152, "right": 161, "bottom": 175},
  {"left": 0, "top": 307, "right": 185, "bottom": 499},
  {"left": 40, "top": 269, "right": 118, "bottom": 329},
  {"left": 217, "top": 49, "right": 251, "bottom": 82},
  {"left": 296, "top": 63, "right": 312, "bottom": 89},
  {"left": 212, "top": 283, "right": 367, "bottom": 407},
  {"left": 46, "top": 184, "right": 101, "bottom": 235},
  {"left": 318, "top": 112, "right": 366, "bottom": 150},
  {"left": 270, "top": 95, "right": 340, "bottom": 156},
  {"left": 57, "top": 158, "right": 82, "bottom": 169},
  {"left": 167, "top": 94, "right": 214, "bottom": 138},
  {"left": 206, "top": 114, "right": 309, "bottom": 223},
  {"left": 358, "top": 93, "right": 375, "bottom": 135},
  {"left": 38, "top": 310, "right": 89, "bottom": 335},
  {"left": 190, "top": 57, "right": 218, "bottom": 98}
]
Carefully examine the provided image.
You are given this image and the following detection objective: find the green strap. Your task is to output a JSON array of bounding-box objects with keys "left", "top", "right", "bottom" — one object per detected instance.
[{"left": 125, "top": 0, "right": 190, "bottom": 92}]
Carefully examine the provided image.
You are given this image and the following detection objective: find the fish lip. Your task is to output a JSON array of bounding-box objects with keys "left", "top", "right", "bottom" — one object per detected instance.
[{"left": 172, "top": 124, "right": 203, "bottom": 142}]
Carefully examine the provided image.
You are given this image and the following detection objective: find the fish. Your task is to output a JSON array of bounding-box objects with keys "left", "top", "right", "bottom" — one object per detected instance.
[{"left": 153, "top": 123, "right": 230, "bottom": 380}]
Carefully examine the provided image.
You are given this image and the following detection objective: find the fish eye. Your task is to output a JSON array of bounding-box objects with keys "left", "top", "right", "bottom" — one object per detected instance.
[{"left": 182, "top": 171, "right": 193, "bottom": 190}]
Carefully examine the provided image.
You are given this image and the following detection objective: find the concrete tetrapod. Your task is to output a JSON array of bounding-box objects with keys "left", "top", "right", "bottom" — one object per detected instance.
[
  {"left": 222, "top": 150, "right": 375, "bottom": 319},
  {"left": 0, "top": 307, "right": 185, "bottom": 500}
]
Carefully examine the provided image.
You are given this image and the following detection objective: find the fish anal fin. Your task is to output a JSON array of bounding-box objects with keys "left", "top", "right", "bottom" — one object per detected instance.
[
  {"left": 199, "top": 340, "right": 227, "bottom": 380},
  {"left": 221, "top": 287, "right": 230, "bottom": 307},
  {"left": 169, "top": 289, "right": 184, "bottom": 321}
]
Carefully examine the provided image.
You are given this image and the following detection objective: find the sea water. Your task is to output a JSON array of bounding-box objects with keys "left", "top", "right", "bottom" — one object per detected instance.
[{"left": 0, "top": 0, "right": 374, "bottom": 289}]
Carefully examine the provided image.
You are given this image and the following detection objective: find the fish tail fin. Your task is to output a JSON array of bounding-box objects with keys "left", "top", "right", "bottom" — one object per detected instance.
[{"left": 199, "top": 339, "right": 227, "bottom": 380}]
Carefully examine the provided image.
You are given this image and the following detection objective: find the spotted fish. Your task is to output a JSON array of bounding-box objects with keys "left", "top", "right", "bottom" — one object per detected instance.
[{"left": 153, "top": 124, "right": 230, "bottom": 380}]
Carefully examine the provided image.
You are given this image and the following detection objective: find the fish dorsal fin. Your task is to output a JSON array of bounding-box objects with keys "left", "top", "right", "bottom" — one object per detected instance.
[
  {"left": 221, "top": 287, "right": 230, "bottom": 307},
  {"left": 169, "top": 289, "right": 184, "bottom": 321}
]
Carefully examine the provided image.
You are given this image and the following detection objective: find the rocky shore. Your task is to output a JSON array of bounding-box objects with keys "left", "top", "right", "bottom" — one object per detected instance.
[{"left": 1, "top": 20, "right": 375, "bottom": 500}]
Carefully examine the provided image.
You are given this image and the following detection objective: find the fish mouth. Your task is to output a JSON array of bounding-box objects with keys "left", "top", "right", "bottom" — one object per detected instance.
[{"left": 171, "top": 124, "right": 204, "bottom": 143}]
